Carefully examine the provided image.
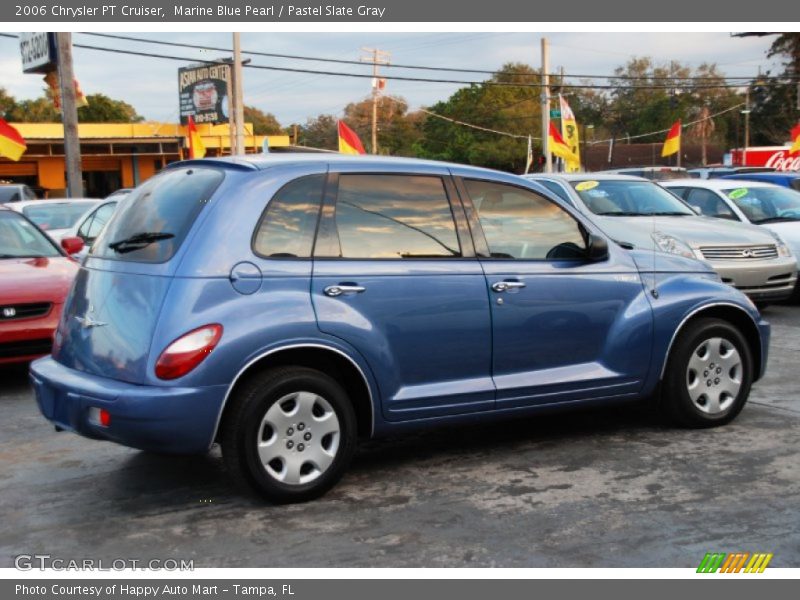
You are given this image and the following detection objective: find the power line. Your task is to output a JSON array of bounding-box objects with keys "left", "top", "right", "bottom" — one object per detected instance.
[
  {"left": 0, "top": 34, "right": 775, "bottom": 91},
  {"left": 75, "top": 32, "right": 796, "bottom": 84}
]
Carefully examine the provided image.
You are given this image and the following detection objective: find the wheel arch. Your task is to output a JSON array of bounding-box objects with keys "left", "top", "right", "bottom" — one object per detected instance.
[
  {"left": 660, "top": 302, "right": 763, "bottom": 382},
  {"left": 212, "top": 344, "right": 376, "bottom": 448}
]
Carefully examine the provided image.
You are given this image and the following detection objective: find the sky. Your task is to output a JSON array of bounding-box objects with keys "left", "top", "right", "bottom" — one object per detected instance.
[{"left": 0, "top": 32, "right": 780, "bottom": 126}]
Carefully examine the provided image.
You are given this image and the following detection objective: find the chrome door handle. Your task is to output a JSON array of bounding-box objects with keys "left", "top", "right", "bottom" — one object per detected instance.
[
  {"left": 324, "top": 285, "right": 366, "bottom": 297},
  {"left": 491, "top": 280, "right": 526, "bottom": 293}
]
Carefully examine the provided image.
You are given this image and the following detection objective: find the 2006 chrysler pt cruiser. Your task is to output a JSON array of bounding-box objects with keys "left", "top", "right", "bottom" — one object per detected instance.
[{"left": 31, "top": 155, "right": 770, "bottom": 503}]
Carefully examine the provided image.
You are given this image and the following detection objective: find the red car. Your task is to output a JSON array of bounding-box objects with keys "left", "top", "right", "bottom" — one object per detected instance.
[{"left": 0, "top": 206, "right": 83, "bottom": 365}]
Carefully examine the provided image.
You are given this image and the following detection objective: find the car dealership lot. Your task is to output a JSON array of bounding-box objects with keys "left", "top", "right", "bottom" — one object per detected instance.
[{"left": 1, "top": 306, "right": 799, "bottom": 568}]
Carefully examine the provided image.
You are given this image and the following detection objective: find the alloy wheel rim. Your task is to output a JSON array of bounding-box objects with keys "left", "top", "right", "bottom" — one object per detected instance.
[
  {"left": 686, "top": 337, "right": 742, "bottom": 415},
  {"left": 257, "top": 391, "right": 340, "bottom": 485}
]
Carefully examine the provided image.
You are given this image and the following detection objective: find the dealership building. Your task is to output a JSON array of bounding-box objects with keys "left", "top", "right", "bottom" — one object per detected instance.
[{"left": 0, "top": 122, "right": 290, "bottom": 197}]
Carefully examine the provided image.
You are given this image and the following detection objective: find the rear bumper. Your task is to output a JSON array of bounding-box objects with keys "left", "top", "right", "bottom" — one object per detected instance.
[{"left": 30, "top": 357, "right": 227, "bottom": 454}]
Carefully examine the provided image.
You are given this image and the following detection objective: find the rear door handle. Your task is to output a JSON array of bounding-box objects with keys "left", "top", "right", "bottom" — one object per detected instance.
[
  {"left": 324, "top": 285, "right": 366, "bottom": 297},
  {"left": 491, "top": 280, "right": 526, "bottom": 293}
]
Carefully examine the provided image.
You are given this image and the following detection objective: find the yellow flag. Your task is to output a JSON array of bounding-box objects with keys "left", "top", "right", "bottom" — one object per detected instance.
[{"left": 559, "top": 95, "right": 581, "bottom": 172}]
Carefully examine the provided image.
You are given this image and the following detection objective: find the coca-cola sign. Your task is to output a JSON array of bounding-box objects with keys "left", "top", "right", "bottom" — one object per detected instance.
[
  {"left": 764, "top": 150, "right": 800, "bottom": 171},
  {"left": 732, "top": 146, "right": 800, "bottom": 171}
]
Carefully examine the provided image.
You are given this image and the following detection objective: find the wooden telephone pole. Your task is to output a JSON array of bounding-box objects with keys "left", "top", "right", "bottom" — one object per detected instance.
[
  {"left": 360, "top": 47, "right": 390, "bottom": 154},
  {"left": 56, "top": 33, "right": 83, "bottom": 197},
  {"left": 541, "top": 37, "right": 552, "bottom": 173}
]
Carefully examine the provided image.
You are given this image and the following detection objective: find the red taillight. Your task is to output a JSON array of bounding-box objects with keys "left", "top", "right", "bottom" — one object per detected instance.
[
  {"left": 99, "top": 409, "right": 111, "bottom": 427},
  {"left": 154, "top": 324, "right": 223, "bottom": 380}
]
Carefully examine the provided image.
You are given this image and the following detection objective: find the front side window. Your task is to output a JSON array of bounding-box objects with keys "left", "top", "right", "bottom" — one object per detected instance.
[
  {"left": 253, "top": 175, "right": 324, "bottom": 258},
  {"left": 80, "top": 202, "right": 117, "bottom": 244},
  {"left": 465, "top": 179, "right": 586, "bottom": 260},
  {"left": 92, "top": 167, "right": 223, "bottom": 263},
  {"left": 332, "top": 175, "right": 461, "bottom": 259},
  {"left": 684, "top": 188, "right": 738, "bottom": 220}
]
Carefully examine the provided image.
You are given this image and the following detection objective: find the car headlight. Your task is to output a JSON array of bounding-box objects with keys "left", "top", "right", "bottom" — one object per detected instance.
[
  {"left": 651, "top": 231, "right": 696, "bottom": 259},
  {"left": 767, "top": 230, "right": 793, "bottom": 258}
]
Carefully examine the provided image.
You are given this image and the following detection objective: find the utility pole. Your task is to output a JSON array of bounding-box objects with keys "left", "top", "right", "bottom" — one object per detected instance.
[
  {"left": 56, "top": 33, "right": 82, "bottom": 198},
  {"left": 233, "top": 33, "right": 245, "bottom": 156},
  {"left": 743, "top": 88, "right": 751, "bottom": 166},
  {"left": 361, "top": 47, "right": 390, "bottom": 154},
  {"left": 541, "top": 38, "right": 552, "bottom": 173}
]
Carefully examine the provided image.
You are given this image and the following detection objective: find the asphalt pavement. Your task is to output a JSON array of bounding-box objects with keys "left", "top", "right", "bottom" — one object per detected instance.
[{"left": 1, "top": 305, "right": 798, "bottom": 568}]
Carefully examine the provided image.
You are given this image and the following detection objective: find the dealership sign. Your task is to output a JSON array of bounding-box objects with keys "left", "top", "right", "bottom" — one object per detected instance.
[
  {"left": 19, "top": 32, "right": 57, "bottom": 74},
  {"left": 731, "top": 146, "right": 800, "bottom": 172},
  {"left": 178, "top": 63, "right": 231, "bottom": 125}
]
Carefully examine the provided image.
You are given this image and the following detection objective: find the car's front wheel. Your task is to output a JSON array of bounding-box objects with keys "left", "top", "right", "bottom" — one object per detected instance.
[
  {"left": 221, "top": 367, "right": 357, "bottom": 503},
  {"left": 661, "top": 318, "right": 753, "bottom": 428}
]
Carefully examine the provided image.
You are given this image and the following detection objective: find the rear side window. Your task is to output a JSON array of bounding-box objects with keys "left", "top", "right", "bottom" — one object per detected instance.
[
  {"left": 92, "top": 167, "right": 223, "bottom": 263},
  {"left": 331, "top": 174, "right": 461, "bottom": 259},
  {"left": 253, "top": 175, "right": 324, "bottom": 258}
]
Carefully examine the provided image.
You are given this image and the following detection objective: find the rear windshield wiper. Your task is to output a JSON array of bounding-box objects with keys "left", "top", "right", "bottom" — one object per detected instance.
[{"left": 108, "top": 232, "right": 175, "bottom": 253}]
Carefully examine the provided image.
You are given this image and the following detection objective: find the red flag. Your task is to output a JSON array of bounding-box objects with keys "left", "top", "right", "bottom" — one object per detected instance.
[
  {"left": 661, "top": 120, "right": 681, "bottom": 157},
  {"left": 338, "top": 120, "right": 366, "bottom": 155},
  {"left": 789, "top": 124, "right": 800, "bottom": 155},
  {"left": 0, "top": 118, "right": 27, "bottom": 162},
  {"left": 187, "top": 116, "right": 206, "bottom": 159}
]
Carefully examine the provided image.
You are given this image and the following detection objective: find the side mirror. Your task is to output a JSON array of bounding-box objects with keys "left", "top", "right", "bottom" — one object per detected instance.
[
  {"left": 690, "top": 205, "right": 702, "bottom": 215},
  {"left": 61, "top": 236, "right": 85, "bottom": 256},
  {"left": 586, "top": 234, "right": 609, "bottom": 261}
]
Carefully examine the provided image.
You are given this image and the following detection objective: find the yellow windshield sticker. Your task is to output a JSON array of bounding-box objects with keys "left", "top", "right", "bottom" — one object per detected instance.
[
  {"left": 729, "top": 188, "right": 749, "bottom": 200},
  {"left": 575, "top": 180, "right": 599, "bottom": 192}
]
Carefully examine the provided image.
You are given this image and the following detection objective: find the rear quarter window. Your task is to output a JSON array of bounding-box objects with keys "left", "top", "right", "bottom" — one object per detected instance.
[{"left": 91, "top": 167, "right": 223, "bottom": 263}]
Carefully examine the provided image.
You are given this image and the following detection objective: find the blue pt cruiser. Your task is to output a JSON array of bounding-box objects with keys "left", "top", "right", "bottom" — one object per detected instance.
[{"left": 31, "top": 155, "right": 770, "bottom": 503}]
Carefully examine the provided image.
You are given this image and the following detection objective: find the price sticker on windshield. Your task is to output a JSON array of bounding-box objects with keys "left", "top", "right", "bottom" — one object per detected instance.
[
  {"left": 728, "top": 188, "right": 749, "bottom": 200},
  {"left": 575, "top": 180, "right": 599, "bottom": 192}
]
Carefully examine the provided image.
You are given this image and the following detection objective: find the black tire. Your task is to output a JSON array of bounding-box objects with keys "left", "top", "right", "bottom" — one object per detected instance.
[
  {"left": 661, "top": 318, "right": 753, "bottom": 428},
  {"left": 220, "top": 366, "right": 357, "bottom": 503}
]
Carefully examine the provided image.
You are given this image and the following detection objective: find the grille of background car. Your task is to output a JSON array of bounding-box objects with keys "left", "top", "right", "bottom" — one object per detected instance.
[
  {"left": 0, "top": 302, "right": 52, "bottom": 321},
  {"left": 0, "top": 338, "right": 53, "bottom": 359},
  {"left": 699, "top": 245, "right": 778, "bottom": 261}
]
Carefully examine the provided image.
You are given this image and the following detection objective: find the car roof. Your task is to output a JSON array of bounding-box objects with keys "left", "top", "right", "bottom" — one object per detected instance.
[
  {"left": 722, "top": 172, "right": 799, "bottom": 181},
  {"left": 10, "top": 198, "right": 101, "bottom": 208},
  {"left": 660, "top": 178, "right": 777, "bottom": 190},
  {"left": 525, "top": 173, "right": 649, "bottom": 182},
  {"left": 173, "top": 153, "right": 509, "bottom": 179}
]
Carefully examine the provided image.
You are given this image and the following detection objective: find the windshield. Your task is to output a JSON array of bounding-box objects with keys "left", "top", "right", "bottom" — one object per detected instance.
[
  {"left": 0, "top": 187, "right": 21, "bottom": 203},
  {"left": 723, "top": 186, "right": 800, "bottom": 223},
  {"left": 570, "top": 179, "right": 695, "bottom": 216},
  {"left": 92, "top": 167, "right": 223, "bottom": 263},
  {"left": 0, "top": 211, "right": 61, "bottom": 258},
  {"left": 22, "top": 201, "right": 98, "bottom": 231}
]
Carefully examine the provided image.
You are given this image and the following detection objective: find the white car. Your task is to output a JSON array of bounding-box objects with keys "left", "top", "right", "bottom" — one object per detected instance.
[
  {"left": 61, "top": 199, "right": 121, "bottom": 260},
  {"left": 525, "top": 173, "right": 798, "bottom": 304},
  {"left": 662, "top": 179, "right": 800, "bottom": 272},
  {"left": 6, "top": 199, "right": 101, "bottom": 242}
]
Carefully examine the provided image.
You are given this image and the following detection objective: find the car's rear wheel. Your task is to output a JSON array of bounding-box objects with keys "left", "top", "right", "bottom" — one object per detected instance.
[
  {"left": 661, "top": 318, "right": 753, "bottom": 428},
  {"left": 221, "top": 367, "right": 357, "bottom": 503}
]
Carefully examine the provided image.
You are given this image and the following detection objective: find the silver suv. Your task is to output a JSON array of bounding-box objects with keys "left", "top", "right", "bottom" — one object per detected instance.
[{"left": 525, "top": 173, "right": 797, "bottom": 304}]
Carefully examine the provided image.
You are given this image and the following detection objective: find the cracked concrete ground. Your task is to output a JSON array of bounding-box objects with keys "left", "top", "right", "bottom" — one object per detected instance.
[{"left": 1, "top": 306, "right": 798, "bottom": 568}]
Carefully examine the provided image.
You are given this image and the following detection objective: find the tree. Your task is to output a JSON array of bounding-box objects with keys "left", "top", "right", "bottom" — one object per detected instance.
[
  {"left": 243, "top": 105, "right": 283, "bottom": 135},
  {"left": 416, "top": 62, "right": 541, "bottom": 172},
  {"left": 750, "top": 33, "right": 800, "bottom": 145},
  {"left": 77, "top": 94, "right": 143, "bottom": 122},
  {"left": 342, "top": 95, "right": 423, "bottom": 155},
  {"left": 297, "top": 114, "right": 339, "bottom": 150},
  {"left": 0, "top": 88, "right": 16, "bottom": 120},
  {"left": 5, "top": 97, "right": 59, "bottom": 122}
]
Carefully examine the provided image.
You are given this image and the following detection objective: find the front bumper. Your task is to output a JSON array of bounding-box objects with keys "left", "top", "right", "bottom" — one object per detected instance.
[
  {"left": 707, "top": 257, "right": 797, "bottom": 302},
  {"left": 30, "top": 357, "right": 228, "bottom": 454},
  {"left": 0, "top": 304, "right": 61, "bottom": 365},
  {"left": 756, "top": 316, "right": 771, "bottom": 381}
]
